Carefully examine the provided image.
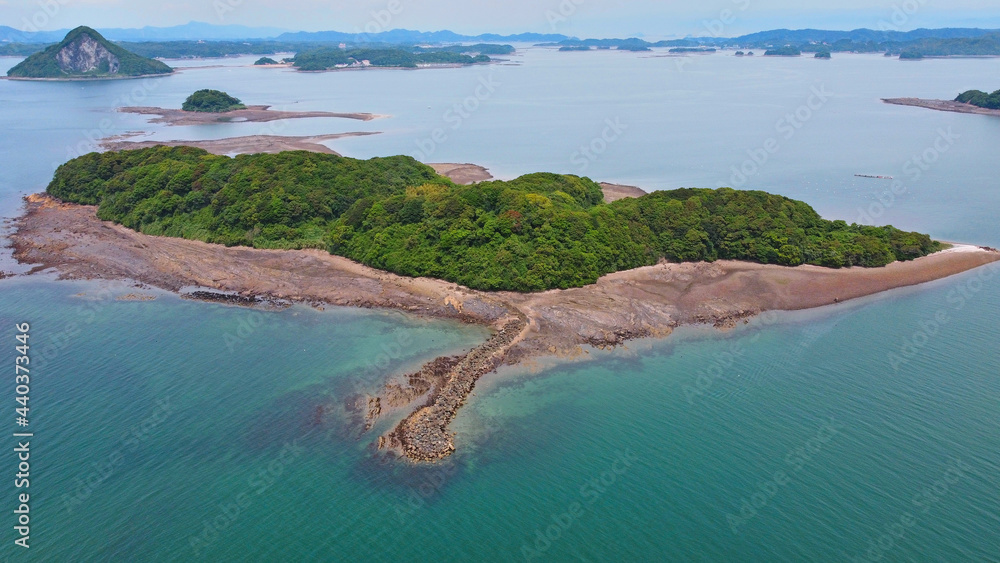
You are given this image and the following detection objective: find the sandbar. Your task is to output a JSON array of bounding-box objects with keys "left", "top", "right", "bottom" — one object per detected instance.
[{"left": 882, "top": 98, "right": 1000, "bottom": 117}]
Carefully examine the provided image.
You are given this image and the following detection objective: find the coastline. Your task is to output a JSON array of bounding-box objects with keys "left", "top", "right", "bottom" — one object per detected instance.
[
  {"left": 100, "top": 132, "right": 381, "bottom": 155},
  {"left": 2, "top": 72, "right": 174, "bottom": 82},
  {"left": 119, "top": 105, "right": 385, "bottom": 125},
  {"left": 882, "top": 97, "right": 1000, "bottom": 117},
  {"left": 9, "top": 193, "right": 999, "bottom": 462}
]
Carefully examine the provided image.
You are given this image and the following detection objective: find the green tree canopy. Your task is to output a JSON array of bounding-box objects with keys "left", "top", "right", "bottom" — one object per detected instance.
[{"left": 46, "top": 147, "right": 941, "bottom": 292}]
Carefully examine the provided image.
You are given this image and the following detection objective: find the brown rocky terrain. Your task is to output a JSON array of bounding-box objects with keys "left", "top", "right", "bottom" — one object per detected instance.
[
  {"left": 10, "top": 194, "right": 1000, "bottom": 461},
  {"left": 119, "top": 105, "right": 383, "bottom": 125},
  {"left": 883, "top": 97, "right": 1000, "bottom": 117}
]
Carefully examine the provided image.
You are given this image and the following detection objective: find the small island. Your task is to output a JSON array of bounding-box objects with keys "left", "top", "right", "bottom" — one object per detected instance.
[
  {"left": 815, "top": 50, "right": 832, "bottom": 59},
  {"left": 12, "top": 146, "right": 999, "bottom": 462},
  {"left": 254, "top": 57, "right": 279, "bottom": 66},
  {"left": 6, "top": 26, "right": 172, "bottom": 80},
  {"left": 764, "top": 46, "right": 802, "bottom": 56},
  {"left": 291, "top": 47, "right": 491, "bottom": 71},
  {"left": 182, "top": 89, "right": 247, "bottom": 113}
]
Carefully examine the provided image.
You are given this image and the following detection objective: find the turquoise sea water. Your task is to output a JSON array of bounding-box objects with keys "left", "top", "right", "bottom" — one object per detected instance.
[{"left": 1, "top": 49, "right": 999, "bottom": 561}]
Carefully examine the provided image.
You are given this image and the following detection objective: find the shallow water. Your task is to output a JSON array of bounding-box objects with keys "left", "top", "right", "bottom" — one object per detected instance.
[{"left": 1, "top": 49, "right": 998, "bottom": 561}]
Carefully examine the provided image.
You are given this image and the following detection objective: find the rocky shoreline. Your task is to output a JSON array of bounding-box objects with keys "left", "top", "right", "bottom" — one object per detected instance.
[
  {"left": 882, "top": 97, "right": 1000, "bottom": 117},
  {"left": 8, "top": 194, "right": 1000, "bottom": 462}
]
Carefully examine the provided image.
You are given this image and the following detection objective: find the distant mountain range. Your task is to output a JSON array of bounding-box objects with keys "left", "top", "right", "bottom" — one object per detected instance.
[
  {"left": 722, "top": 27, "right": 1000, "bottom": 45},
  {"left": 0, "top": 22, "right": 569, "bottom": 44},
  {"left": 3, "top": 21, "right": 1000, "bottom": 51}
]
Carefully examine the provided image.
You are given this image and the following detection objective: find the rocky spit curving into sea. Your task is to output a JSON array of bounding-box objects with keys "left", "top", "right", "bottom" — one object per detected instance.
[{"left": 9, "top": 193, "right": 1000, "bottom": 462}]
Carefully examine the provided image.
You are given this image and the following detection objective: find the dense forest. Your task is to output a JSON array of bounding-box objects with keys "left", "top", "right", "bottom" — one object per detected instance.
[
  {"left": 955, "top": 89, "right": 1000, "bottom": 109},
  {"left": 181, "top": 90, "right": 246, "bottom": 112},
  {"left": 46, "top": 147, "right": 940, "bottom": 292}
]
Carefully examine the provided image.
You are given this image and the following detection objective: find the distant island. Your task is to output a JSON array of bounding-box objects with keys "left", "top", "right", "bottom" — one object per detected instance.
[
  {"left": 815, "top": 50, "right": 831, "bottom": 59},
  {"left": 182, "top": 89, "right": 247, "bottom": 113},
  {"left": 291, "top": 46, "right": 495, "bottom": 71},
  {"left": 764, "top": 46, "right": 802, "bottom": 56},
  {"left": 254, "top": 57, "right": 279, "bottom": 65},
  {"left": 6, "top": 26, "right": 172, "bottom": 79}
]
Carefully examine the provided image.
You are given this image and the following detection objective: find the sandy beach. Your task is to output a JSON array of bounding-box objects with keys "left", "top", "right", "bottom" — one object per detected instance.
[
  {"left": 10, "top": 192, "right": 999, "bottom": 461},
  {"left": 883, "top": 97, "right": 1000, "bottom": 117}
]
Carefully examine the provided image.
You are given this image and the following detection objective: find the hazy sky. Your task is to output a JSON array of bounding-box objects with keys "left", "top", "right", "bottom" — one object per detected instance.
[{"left": 3, "top": 0, "right": 1000, "bottom": 37}]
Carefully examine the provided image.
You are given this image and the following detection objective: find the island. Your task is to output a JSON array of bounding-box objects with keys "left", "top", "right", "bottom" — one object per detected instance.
[
  {"left": 115, "top": 104, "right": 383, "bottom": 126},
  {"left": 182, "top": 89, "right": 247, "bottom": 113},
  {"left": 764, "top": 46, "right": 802, "bottom": 56},
  {"left": 11, "top": 146, "right": 999, "bottom": 462},
  {"left": 254, "top": 57, "right": 279, "bottom": 66},
  {"left": 6, "top": 26, "right": 173, "bottom": 80},
  {"left": 883, "top": 89, "right": 1000, "bottom": 117},
  {"left": 815, "top": 50, "right": 832, "bottom": 59},
  {"left": 291, "top": 47, "right": 491, "bottom": 71}
]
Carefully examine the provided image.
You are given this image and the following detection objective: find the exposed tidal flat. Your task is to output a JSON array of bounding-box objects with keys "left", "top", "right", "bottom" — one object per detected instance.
[{"left": 2, "top": 51, "right": 1000, "bottom": 560}]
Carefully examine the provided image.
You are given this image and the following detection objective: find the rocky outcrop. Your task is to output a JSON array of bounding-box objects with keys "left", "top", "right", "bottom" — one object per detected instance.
[
  {"left": 55, "top": 33, "right": 120, "bottom": 75},
  {"left": 382, "top": 313, "right": 528, "bottom": 461}
]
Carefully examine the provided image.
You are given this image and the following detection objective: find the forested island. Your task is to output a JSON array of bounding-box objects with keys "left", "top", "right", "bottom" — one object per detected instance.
[
  {"left": 181, "top": 90, "right": 247, "bottom": 113},
  {"left": 290, "top": 46, "right": 492, "bottom": 70},
  {"left": 47, "top": 147, "right": 940, "bottom": 292},
  {"left": 764, "top": 46, "right": 802, "bottom": 56},
  {"left": 6, "top": 26, "right": 172, "bottom": 79}
]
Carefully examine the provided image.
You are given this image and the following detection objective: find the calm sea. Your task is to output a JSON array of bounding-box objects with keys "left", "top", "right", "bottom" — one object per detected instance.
[{"left": 1, "top": 49, "right": 999, "bottom": 561}]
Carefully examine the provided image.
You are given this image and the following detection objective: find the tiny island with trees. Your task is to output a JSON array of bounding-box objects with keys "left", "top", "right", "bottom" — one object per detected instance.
[{"left": 181, "top": 90, "right": 247, "bottom": 113}]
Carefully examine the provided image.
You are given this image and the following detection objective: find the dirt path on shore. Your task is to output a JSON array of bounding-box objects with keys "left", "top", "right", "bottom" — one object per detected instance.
[{"left": 9, "top": 195, "right": 1000, "bottom": 461}]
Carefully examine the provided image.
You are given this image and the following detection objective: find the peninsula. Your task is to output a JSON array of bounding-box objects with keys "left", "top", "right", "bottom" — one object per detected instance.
[
  {"left": 6, "top": 26, "right": 172, "bottom": 79},
  {"left": 11, "top": 147, "right": 999, "bottom": 462},
  {"left": 883, "top": 91, "right": 1000, "bottom": 117},
  {"left": 118, "top": 105, "right": 382, "bottom": 126}
]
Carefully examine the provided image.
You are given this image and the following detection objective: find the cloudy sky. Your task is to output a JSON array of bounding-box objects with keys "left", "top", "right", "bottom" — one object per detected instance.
[{"left": 3, "top": 0, "right": 1000, "bottom": 37}]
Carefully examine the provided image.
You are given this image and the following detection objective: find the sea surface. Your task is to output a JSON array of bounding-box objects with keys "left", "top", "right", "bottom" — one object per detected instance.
[{"left": 1, "top": 49, "right": 999, "bottom": 561}]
